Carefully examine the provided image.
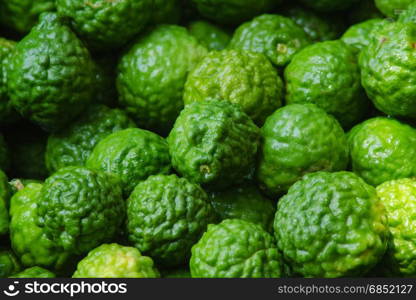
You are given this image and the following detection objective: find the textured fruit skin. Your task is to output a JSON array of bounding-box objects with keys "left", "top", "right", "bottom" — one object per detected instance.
[
  {"left": 348, "top": 117, "right": 416, "bottom": 186},
  {"left": 0, "top": 38, "right": 18, "bottom": 125},
  {"left": 168, "top": 100, "right": 260, "bottom": 189},
  {"left": 257, "top": 104, "right": 349, "bottom": 197},
  {"left": 375, "top": 0, "right": 414, "bottom": 18},
  {"left": 6, "top": 124, "right": 48, "bottom": 179},
  {"left": 184, "top": 50, "right": 283, "bottom": 125},
  {"left": 190, "top": 0, "right": 276, "bottom": 25},
  {"left": 341, "top": 19, "right": 387, "bottom": 54},
  {"left": 72, "top": 244, "right": 159, "bottom": 278},
  {"left": 0, "top": 0, "right": 55, "bottom": 33},
  {"left": 56, "top": 0, "right": 152, "bottom": 50},
  {"left": 275, "top": 171, "right": 388, "bottom": 277},
  {"left": 359, "top": 22, "right": 416, "bottom": 118},
  {"left": 11, "top": 267, "right": 55, "bottom": 278},
  {"left": 282, "top": 6, "right": 341, "bottom": 42},
  {"left": 86, "top": 128, "right": 171, "bottom": 196},
  {"left": 209, "top": 184, "right": 275, "bottom": 232},
  {"left": 376, "top": 178, "right": 416, "bottom": 276},
  {"left": 46, "top": 105, "right": 135, "bottom": 174},
  {"left": 190, "top": 219, "right": 282, "bottom": 278},
  {"left": 399, "top": 2, "right": 416, "bottom": 23},
  {"left": 229, "top": 15, "right": 311, "bottom": 67},
  {"left": 117, "top": 25, "right": 207, "bottom": 134},
  {"left": 7, "top": 13, "right": 95, "bottom": 132},
  {"left": 127, "top": 174, "right": 216, "bottom": 267},
  {"left": 300, "top": 0, "right": 358, "bottom": 12},
  {"left": 10, "top": 183, "right": 70, "bottom": 270},
  {"left": 151, "top": 0, "right": 181, "bottom": 24},
  {"left": 0, "top": 250, "right": 20, "bottom": 277},
  {"left": 37, "top": 166, "right": 125, "bottom": 255},
  {"left": 188, "top": 21, "right": 231, "bottom": 51},
  {"left": 0, "top": 134, "right": 10, "bottom": 173},
  {"left": 285, "top": 40, "right": 368, "bottom": 128},
  {"left": 0, "top": 170, "right": 11, "bottom": 235}
]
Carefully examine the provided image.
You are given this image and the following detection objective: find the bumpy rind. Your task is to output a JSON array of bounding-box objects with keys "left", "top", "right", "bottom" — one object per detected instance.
[
  {"left": 184, "top": 49, "right": 283, "bottom": 125},
  {"left": 7, "top": 13, "right": 95, "bottom": 131},
  {"left": 190, "top": 219, "right": 282, "bottom": 278},
  {"left": 127, "top": 174, "right": 215, "bottom": 267},
  {"left": 348, "top": 117, "right": 416, "bottom": 186},
  {"left": 341, "top": 19, "right": 387, "bottom": 54},
  {"left": 359, "top": 22, "right": 416, "bottom": 118},
  {"left": 56, "top": 0, "right": 153, "bottom": 50},
  {"left": 117, "top": 25, "right": 207, "bottom": 134},
  {"left": 257, "top": 104, "right": 349, "bottom": 197},
  {"left": 86, "top": 128, "right": 171, "bottom": 196},
  {"left": 168, "top": 100, "right": 260, "bottom": 189},
  {"left": 376, "top": 178, "right": 416, "bottom": 276},
  {"left": 72, "top": 243, "right": 159, "bottom": 278},
  {"left": 46, "top": 105, "right": 135, "bottom": 174},
  {"left": 188, "top": 21, "right": 231, "bottom": 51},
  {"left": 228, "top": 14, "right": 311, "bottom": 67},
  {"left": 10, "top": 183, "right": 70, "bottom": 270},
  {"left": 37, "top": 166, "right": 125, "bottom": 255},
  {"left": 375, "top": 0, "right": 414, "bottom": 18},
  {"left": 285, "top": 40, "right": 368, "bottom": 128},
  {"left": 274, "top": 171, "right": 388, "bottom": 277}
]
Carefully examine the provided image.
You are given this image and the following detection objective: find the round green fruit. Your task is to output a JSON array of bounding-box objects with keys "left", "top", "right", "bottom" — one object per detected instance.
[
  {"left": 10, "top": 183, "right": 70, "bottom": 270},
  {"left": 86, "top": 128, "right": 171, "bottom": 196},
  {"left": 285, "top": 40, "right": 368, "bottom": 128},
  {"left": 257, "top": 104, "right": 349, "bottom": 197},
  {"left": 37, "top": 166, "right": 125, "bottom": 255},
  {"left": 184, "top": 49, "right": 283, "bottom": 125},
  {"left": 72, "top": 243, "right": 159, "bottom": 278},
  {"left": 127, "top": 174, "right": 215, "bottom": 267},
  {"left": 46, "top": 105, "right": 135, "bottom": 174},
  {"left": 348, "top": 117, "right": 416, "bottom": 186},
  {"left": 117, "top": 25, "right": 207, "bottom": 134},
  {"left": 359, "top": 21, "right": 416, "bottom": 118},
  {"left": 376, "top": 178, "right": 416, "bottom": 276},
  {"left": 399, "top": 1, "right": 416, "bottom": 23},
  {"left": 190, "top": 0, "right": 276, "bottom": 25},
  {"left": 274, "top": 171, "right": 388, "bottom": 277},
  {"left": 7, "top": 13, "right": 95, "bottom": 131},
  {"left": 168, "top": 100, "right": 260, "bottom": 189},
  {"left": 190, "top": 219, "right": 283, "bottom": 278},
  {"left": 209, "top": 183, "right": 275, "bottom": 232},
  {"left": 341, "top": 19, "right": 387, "bottom": 54},
  {"left": 228, "top": 14, "right": 311, "bottom": 67},
  {"left": 56, "top": 0, "right": 152, "bottom": 50},
  {"left": 188, "top": 21, "right": 231, "bottom": 51},
  {"left": 375, "top": 0, "right": 415, "bottom": 18}
]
